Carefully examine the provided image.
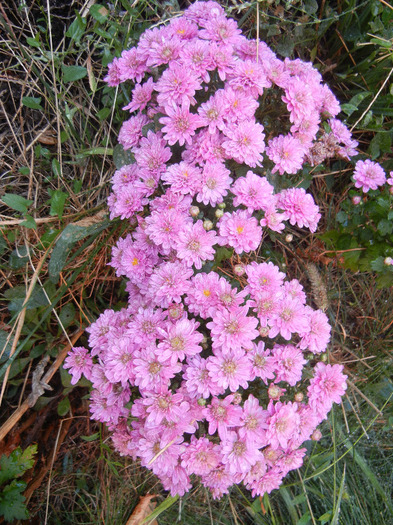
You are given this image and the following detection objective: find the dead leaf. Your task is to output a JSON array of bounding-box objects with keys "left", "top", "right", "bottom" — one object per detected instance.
[
  {"left": 126, "top": 495, "right": 158, "bottom": 525},
  {"left": 73, "top": 210, "right": 107, "bottom": 227},
  {"left": 37, "top": 130, "right": 57, "bottom": 145}
]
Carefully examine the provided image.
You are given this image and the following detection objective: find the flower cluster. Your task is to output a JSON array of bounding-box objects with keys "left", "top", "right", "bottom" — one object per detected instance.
[{"left": 66, "top": 1, "right": 349, "bottom": 499}]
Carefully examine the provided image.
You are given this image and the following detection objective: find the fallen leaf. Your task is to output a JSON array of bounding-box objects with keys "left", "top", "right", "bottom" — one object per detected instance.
[{"left": 126, "top": 495, "right": 158, "bottom": 525}]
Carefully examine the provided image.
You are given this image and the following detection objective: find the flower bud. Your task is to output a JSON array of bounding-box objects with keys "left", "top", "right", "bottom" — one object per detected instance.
[
  {"left": 259, "top": 326, "right": 269, "bottom": 337},
  {"left": 285, "top": 234, "right": 293, "bottom": 242},
  {"left": 215, "top": 209, "right": 224, "bottom": 219},
  {"left": 294, "top": 392, "right": 304, "bottom": 403},
  {"left": 268, "top": 384, "right": 284, "bottom": 400},
  {"left": 311, "top": 429, "right": 322, "bottom": 441},
  {"left": 190, "top": 206, "right": 200, "bottom": 218},
  {"left": 218, "top": 202, "right": 226, "bottom": 209},
  {"left": 389, "top": 186, "right": 393, "bottom": 196},
  {"left": 234, "top": 264, "right": 245, "bottom": 276},
  {"left": 233, "top": 392, "right": 242, "bottom": 405},
  {"left": 197, "top": 398, "right": 207, "bottom": 406},
  {"left": 384, "top": 257, "right": 393, "bottom": 266},
  {"left": 352, "top": 196, "right": 361, "bottom": 205},
  {"left": 203, "top": 219, "right": 214, "bottom": 231},
  {"left": 320, "top": 353, "right": 328, "bottom": 362},
  {"left": 167, "top": 303, "right": 184, "bottom": 320}
]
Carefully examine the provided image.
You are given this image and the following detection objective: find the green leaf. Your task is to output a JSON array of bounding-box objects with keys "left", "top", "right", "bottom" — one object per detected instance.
[
  {"left": 20, "top": 215, "right": 37, "bottom": 229},
  {"left": 66, "top": 13, "right": 87, "bottom": 43},
  {"left": 331, "top": 464, "right": 346, "bottom": 525},
  {"left": 141, "top": 495, "right": 179, "bottom": 524},
  {"left": 2, "top": 194, "right": 33, "bottom": 214},
  {"left": 0, "top": 445, "right": 37, "bottom": 485},
  {"left": 81, "top": 432, "right": 100, "bottom": 442},
  {"left": 49, "top": 190, "right": 68, "bottom": 219},
  {"left": 297, "top": 512, "right": 311, "bottom": 525},
  {"left": 57, "top": 396, "right": 71, "bottom": 417},
  {"left": 341, "top": 103, "right": 358, "bottom": 116},
  {"left": 369, "top": 132, "right": 392, "bottom": 159},
  {"left": 26, "top": 36, "right": 41, "bottom": 48},
  {"left": 335, "top": 211, "right": 348, "bottom": 225},
  {"left": 376, "top": 272, "right": 393, "bottom": 289},
  {"left": 0, "top": 480, "right": 29, "bottom": 521},
  {"left": 8, "top": 246, "right": 30, "bottom": 270},
  {"left": 370, "top": 256, "right": 385, "bottom": 272},
  {"left": 0, "top": 331, "right": 13, "bottom": 364},
  {"left": 22, "top": 96, "right": 43, "bottom": 110},
  {"left": 48, "top": 220, "right": 110, "bottom": 282},
  {"left": 318, "top": 511, "right": 332, "bottom": 523},
  {"left": 113, "top": 143, "right": 134, "bottom": 169},
  {"left": 59, "top": 303, "right": 76, "bottom": 328},
  {"left": 377, "top": 219, "right": 393, "bottom": 236},
  {"left": 90, "top": 4, "right": 109, "bottom": 23},
  {"left": 62, "top": 65, "right": 87, "bottom": 83}
]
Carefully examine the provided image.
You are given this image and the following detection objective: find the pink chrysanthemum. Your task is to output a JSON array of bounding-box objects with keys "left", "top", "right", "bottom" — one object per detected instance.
[
  {"left": 222, "top": 120, "right": 265, "bottom": 168},
  {"left": 207, "top": 305, "right": 259, "bottom": 353},
  {"left": 64, "top": 346, "right": 93, "bottom": 385},
  {"left": 204, "top": 395, "right": 243, "bottom": 440},
  {"left": 181, "top": 436, "right": 220, "bottom": 476},
  {"left": 196, "top": 162, "right": 232, "bottom": 206},
  {"left": 268, "top": 296, "right": 310, "bottom": 340},
  {"left": 298, "top": 307, "right": 331, "bottom": 354},
  {"left": 183, "top": 355, "right": 222, "bottom": 399},
  {"left": 157, "top": 317, "right": 203, "bottom": 364},
  {"left": 272, "top": 344, "right": 307, "bottom": 386},
  {"left": 217, "top": 210, "right": 262, "bottom": 254},
  {"left": 118, "top": 114, "right": 149, "bottom": 150},
  {"left": 245, "top": 261, "right": 285, "bottom": 297},
  {"left": 308, "top": 363, "right": 347, "bottom": 418},
  {"left": 123, "top": 77, "right": 155, "bottom": 113},
  {"left": 161, "top": 161, "right": 202, "bottom": 196},
  {"left": 175, "top": 220, "right": 217, "bottom": 269},
  {"left": 247, "top": 342, "right": 276, "bottom": 384},
  {"left": 155, "top": 62, "right": 201, "bottom": 108},
  {"left": 353, "top": 159, "right": 386, "bottom": 193},
  {"left": 133, "top": 131, "right": 172, "bottom": 174},
  {"left": 221, "top": 431, "right": 259, "bottom": 476},
  {"left": 232, "top": 171, "right": 275, "bottom": 212},
  {"left": 160, "top": 102, "right": 202, "bottom": 146},
  {"left": 277, "top": 188, "right": 321, "bottom": 232},
  {"left": 266, "top": 134, "right": 306, "bottom": 175},
  {"left": 147, "top": 261, "right": 193, "bottom": 308},
  {"left": 207, "top": 348, "right": 252, "bottom": 392},
  {"left": 266, "top": 402, "right": 300, "bottom": 450},
  {"left": 228, "top": 60, "right": 271, "bottom": 98}
]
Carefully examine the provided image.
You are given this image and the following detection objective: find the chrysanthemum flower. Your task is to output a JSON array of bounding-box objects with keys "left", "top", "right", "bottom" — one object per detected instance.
[
  {"left": 353, "top": 159, "right": 386, "bottom": 193},
  {"left": 64, "top": 346, "right": 93, "bottom": 385},
  {"left": 160, "top": 102, "right": 202, "bottom": 146},
  {"left": 266, "top": 134, "right": 306, "bottom": 175},
  {"left": 222, "top": 120, "right": 265, "bottom": 168},
  {"left": 232, "top": 171, "right": 275, "bottom": 212},
  {"left": 277, "top": 187, "right": 321, "bottom": 232},
  {"left": 118, "top": 114, "right": 149, "bottom": 150},
  {"left": 207, "top": 305, "right": 259, "bottom": 353},
  {"left": 175, "top": 220, "right": 217, "bottom": 269},
  {"left": 217, "top": 210, "right": 262, "bottom": 254}
]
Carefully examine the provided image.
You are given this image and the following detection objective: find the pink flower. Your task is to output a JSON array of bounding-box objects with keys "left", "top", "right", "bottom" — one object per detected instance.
[
  {"left": 266, "top": 134, "right": 306, "bottom": 175},
  {"left": 64, "top": 346, "right": 93, "bottom": 385},
  {"left": 133, "top": 131, "right": 172, "bottom": 174},
  {"left": 228, "top": 60, "right": 271, "bottom": 98},
  {"left": 221, "top": 431, "right": 259, "bottom": 476},
  {"left": 157, "top": 317, "right": 203, "bottom": 364},
  {"left": 160, "top": 102, "right": 202, "bottom": 146},
  {"left": 123, "top": 77, "right": 155, "bottom": 113},
  {"left": 143, "top": 388, "right": 189, "bottom": 426},
  {"left": 175, "top": 220, "right": 217, "bottom": 269},
  {"left": 277, "top": 188, "right": 321, "bottom": 232},
  {"left": 207, "top": 305, "right": 259, "bottom": 353},
  {"left": 272, "top": 344, "right": 307, "bottom": 386},
  {"left": 207, "top": 348, "right": 252, "bottom": 392},
  {"left": 239, "top": 394, "right": 268, "bottom": 446},
  {"left": 184, "top": 271, "right": 221, "bottom": 319},
  {"left": 232, "top": 171, "right": 275, "bottom": 212},
  {"left": 266, "top": 402, "right": 300, "bottom": 449},
  {"left": 133, "top": 345, "right": 180, "bottom": 392},
  {"left": 247, "top": 342, "right": 276, "bottom": 384},
  {"left": 268, "top": 296, "right": 310, "bottom": 340},
  {"left": 204, "top": 395, "right": 243, "bottom": 440},
  {"left": 298, "top": 307, "right": 331, "bottom": 354},
  {"left": 117, "top": 47, "right": 148, "bottom": 83},
  {"left": 183, "top": 355, "right": 222, "bottom": 398},
  {"left": 353, "top": 159, "right": 386, "bottom": 193},
  {"left": 222, "top": 120, "right": 265, "bottom": 168},
  {"left": 308, "top": 363, "right": 347, "bottom": 418},
  {"left": 181, "top": 436, "right": 220, "bottom": 476},
  {"left": 246, "top": 261, "right": 285, "bottom": 297},
  {"left": 196, "top": 162, "right": 232, "bottom": 206},
  {"left": 118, "top": 114, "right": 150, "bottom": 150},
  {"left": 155, "top": 62, "right": 201, "bottom": 108},
  {"left": 162, "top": 161, "right": 202, "bottom": 196},
  {"left": 147, "top": 261, "right": 193, "bottom": 308},
  {"left": 217, "top": 210, "right": 262, "bottom": 254}
]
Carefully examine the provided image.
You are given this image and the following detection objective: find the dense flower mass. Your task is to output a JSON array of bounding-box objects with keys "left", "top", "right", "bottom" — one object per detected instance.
[{"left": 66, "top": 0, "right": 352, "bottom": 501}]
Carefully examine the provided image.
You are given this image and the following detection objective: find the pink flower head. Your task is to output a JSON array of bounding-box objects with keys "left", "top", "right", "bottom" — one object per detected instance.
[
  {"left": 147, "top": 261, "right": 193, "bottom": 308},
  {"left": 221, "top": 430, "right": 259, "bottom": 476},
  {"left": 200, "top": 14, "right": 243, "bottom": 46},
  {"left": 308, "top": 363, "right": 347, "bottom": 418},
  {"left": 157, "top": 317, "right": 203, "bottom": 365},
  {"left": 160, "top": 102, "right": 202, "bottom": 146},
  {"left": 117, "top": 47, "right": 148, "bottom": 83},
  {"left": 277, "top": 188, "right": 321, "bottom": 232},
  {"left": 266, "top": 134, "right": 306, "bottom": 175},
  {"left": 272, "top": 344, "right": 307, "bottom": 386},
  {"left": 175, "top": 220, "right": 217, "bottom": 269},
  {"left": 118, "top": 114, "right": 149, "bottom": 150},
  {"left": 204, "top": 395, "right": 243, "bottom": 440},
  {"left": 207, "top": 305, "right": 259, "bottom": 353},
  {"left": 64, "top": 346, "right": 93, "bottom": 385},
  {"left": 228, "top": 60, "right": 271, "bottom": 98},
  {"left": 268, "top": 296, "right": 310, "bottom": 340},
  {"left": 181, "top": 436, "right": 220, "bottom": 476},
  {"left": 353, "top": 159, "right": 386, "bottom": 193},
  {"left": 218, "top": 210, "right": 262, "bottom": 254},
  {"left": 266, "top": 402, "right": 300, "bottom": 450},
  {"left": 239, "top": 394, "right": 269, "bottom": 446},
  {"left": 133, "top": 131, "right": 172, "bottom": 174},
  {"left": 245, "top": 261, "right": 285, "bottom": 297},
  {"left": 232, "top": 171, "right": 275, "bottom": 212},
  {"left": 248, "top": 342, "right": 276, "bottom": 384},
  {"left": 207, "top": 348, "right": 252, "bottom": 392},
  {"left": 183, "top": 355, "right": 222, "bottom": 399},
  {"left": 222, "top": 120, "right": 265, "bottom": 168},
  {"left": 155, "top": 62, "right": 201, "bottom": 108},
  {"left": 298, "top": 307, "right": 331, "bottom": 354},
  {"left": 123, "top": 77, "right": 155, "bottom": 113},
  {"left": 196, "top": 162, "right": 232, "bottom": 206}
]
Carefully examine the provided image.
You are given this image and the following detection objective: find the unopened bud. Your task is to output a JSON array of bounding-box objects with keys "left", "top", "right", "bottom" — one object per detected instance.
[
  {"left": 294, "top": 392, "right": 304, "bottom": 402},
  {"left": 197, "top": 398, "right": 207, "bottom": 406},
  {"left": 352, "top": 196, "right": 361, "bottom": 205},
  {"left": 259, "top": 326, "right": 269, "bottom": 337},
  {"left": 215, "top": 209, "right": 224, "bottom": 219},
  {"left": 167, "top": 303, "right": 184, "bottom": 320},
  {"left": 320, "top": 353, "right": 328, "bottom": 362},
  {"left": 268, "top": 384, "right": 284, "bottom": 400},
  {"left": 285, "top": 234, "right": 293, "bottom": 242},
  {"left": 234, "top": 264, "right": 245, "bottom": 276},
  {"left": 384, "top": 257, "right": 393, "bottom": 266},
  {"left": 389, "top": 186, "right": 393, "bottom": 196},
  {"left": 218, "top": 202, "right": 226, "bottom": 209},
  {"left": 311, "top": 429, "right": 322, "bottom": 441},
  {"left": 190, "top": 206, "right": 200, "bottom": 218},
  {"left": 203, "top": 219, "right": 214, "bottom": 231},
  {"left": 232, "top": 392, "right": 242, "bottom": 405}
]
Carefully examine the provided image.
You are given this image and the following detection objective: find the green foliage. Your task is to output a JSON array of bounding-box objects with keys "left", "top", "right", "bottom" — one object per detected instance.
[{"left": 0, "top": 445, "right": 37, "bottom": 522}]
